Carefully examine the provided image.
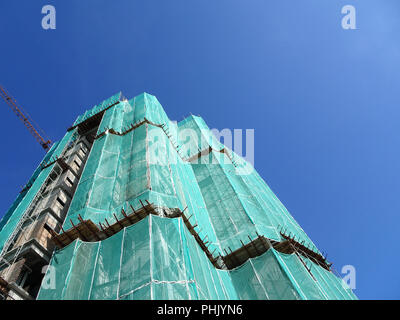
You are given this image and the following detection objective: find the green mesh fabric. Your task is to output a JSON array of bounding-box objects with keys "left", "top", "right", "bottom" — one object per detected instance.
[
  {"left": 0, "top": 129, "right": 76, "bottom": 253},
  {"left": 72, "top": 92, "right": 122, "bottom": 127},
  {"left": 63, "top": 93, "right": 320, "bottom": 255},
  {"left": 38, "top": 215, "right": 354, "bottom": 300},
  {"left": 0, "top": 92, "right": 357, "bottom": 300},
  {"left": 38, "top": 216, "right": 237, "bottom": 300}
]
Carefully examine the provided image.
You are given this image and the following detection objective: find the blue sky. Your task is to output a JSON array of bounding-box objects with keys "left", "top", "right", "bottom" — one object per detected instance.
[{"left": 0, "top": 1, "right": 399, "bottom": 299}]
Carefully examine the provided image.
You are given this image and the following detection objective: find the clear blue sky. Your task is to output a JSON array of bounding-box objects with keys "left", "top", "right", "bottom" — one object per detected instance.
[{"left": 0, "top": 1, "right": 399, "bottom": 299}]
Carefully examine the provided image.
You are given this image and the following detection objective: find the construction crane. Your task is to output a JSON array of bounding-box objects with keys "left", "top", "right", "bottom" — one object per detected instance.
[{"left": 0, "top": 85, "right": 52, "bottom": 150}]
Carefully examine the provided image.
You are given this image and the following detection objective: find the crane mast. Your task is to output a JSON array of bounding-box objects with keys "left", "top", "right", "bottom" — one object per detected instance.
[{"left": 0, "top": 85, "right": 51, "bottom": 150}]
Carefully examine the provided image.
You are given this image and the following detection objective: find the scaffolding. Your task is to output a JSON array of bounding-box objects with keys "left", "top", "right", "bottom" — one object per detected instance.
[
  {"left": 0, "top": 126, "right": 95, "bottom": 299},
  {"left": 0, "top": 92, "right": 357, "bottom": 300}
]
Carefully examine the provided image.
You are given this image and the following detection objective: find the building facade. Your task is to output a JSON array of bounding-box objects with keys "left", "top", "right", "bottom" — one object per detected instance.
[{"left": 0, "top": 92, "right": 356, "bottom": 300}]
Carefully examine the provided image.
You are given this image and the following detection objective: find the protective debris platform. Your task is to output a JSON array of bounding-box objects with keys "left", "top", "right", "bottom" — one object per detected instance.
[
  {"left": 47, "top": 201, "right": 225, "bottom": 269},
  {"left": 277, "top": 231, "right": 331, "bottom": 271},
  {"left": 46, "top": 200, "right": 330, "bottom": 273},
  {"left": 49, "top": 200, "right": 158, "bottom": 247},
  {"left": 221, "top": 234, "right": 272, "bottom": 269}
]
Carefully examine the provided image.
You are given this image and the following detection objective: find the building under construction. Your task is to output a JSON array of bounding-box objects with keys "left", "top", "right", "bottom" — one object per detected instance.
[{"left": 0, "top": 92, "right": 357, "bottom": 300}]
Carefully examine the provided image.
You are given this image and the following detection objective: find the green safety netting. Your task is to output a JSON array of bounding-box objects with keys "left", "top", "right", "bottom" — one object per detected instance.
[
  {"left": 0, "top": 91, "right": 357, "bottom": 300},
  {"left": 38, "top": 215, "right": 355, "bottom": 300},
  {"left": 63, "top": 93, "right": 320, "bottom": 256},
  {"left": 178, "top": 115, "right": 224, "bottom": 159},
  {"left": 72, "top": 92, "right": 122, "bottom": 127},
  {"left": 38, "top": 215, "right": 236, "bottom": 300},
  {"left": 190, "top": 149, "right": 320, "bottom": 254},
  {"left": 0, "top": 140, "right": 61, "bottom": 233},
  {"left": 0, "top": 129, "right": 77, "bottom": 253}
]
